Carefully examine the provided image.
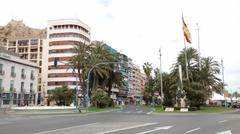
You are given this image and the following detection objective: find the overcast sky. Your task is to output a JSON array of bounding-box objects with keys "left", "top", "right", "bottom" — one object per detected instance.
[{"left": 0, "top": 0, "right": 240, "bottom": 92}]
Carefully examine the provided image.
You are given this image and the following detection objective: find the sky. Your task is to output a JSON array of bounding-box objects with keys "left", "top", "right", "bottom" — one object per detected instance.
[{"left": 0, "top": 0, "right": 240, "bottom": 92}]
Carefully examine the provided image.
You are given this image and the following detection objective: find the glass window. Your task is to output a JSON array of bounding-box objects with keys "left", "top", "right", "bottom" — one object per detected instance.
[
  {"left": 30, "top": 83, "right": 33, "bottom": 91},
  {"left": 11, "top": 66, "right": 15, "bottom": 74},
  {"left": 0, "top": 64, "right": 3, "bottom": 71},
  {"left": 10, "top": 80, "right": 14, "bottom": 91},
  {"left": 0, "top": 79, "right": 2, "bottom": 88},
  {"left": 21, "top": 82, "right": 24, "bottom": 92}
]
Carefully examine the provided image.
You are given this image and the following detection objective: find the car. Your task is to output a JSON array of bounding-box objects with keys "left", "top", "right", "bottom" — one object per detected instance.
[{"left": 232, "top": 103, "right": 240, "bottom": 108}]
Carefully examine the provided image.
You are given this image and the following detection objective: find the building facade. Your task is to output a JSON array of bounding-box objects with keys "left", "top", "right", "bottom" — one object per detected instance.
[
  {"left": 2, "top": 37, "right": 45, "bottom": 104},
  {"left": 43, "top": 19, "right": 91, "bottom": 99},
  {"left": 131, "top": 64, "right": 143, "bottom": 104},
  {"left": 0, "top": 47, "right": 39, "bottom": 108}
]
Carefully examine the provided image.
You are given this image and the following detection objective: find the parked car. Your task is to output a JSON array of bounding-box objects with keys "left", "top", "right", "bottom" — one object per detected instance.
[{"left": 232, "top": 103, "right": 240, "bottom": 108}]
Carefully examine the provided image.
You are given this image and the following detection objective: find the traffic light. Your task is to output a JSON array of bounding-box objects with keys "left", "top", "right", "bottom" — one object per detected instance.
[{"left": 54, "top": 58, "right": 58, "bottom": 67}]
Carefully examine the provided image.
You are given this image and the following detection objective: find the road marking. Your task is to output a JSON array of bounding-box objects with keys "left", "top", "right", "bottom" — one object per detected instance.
[
  {"left": 185, "top": 127, "right": 200, "bottom": 133},
  {"left": 217, "top": 130, "right": 232, "bottom": 134},
  {"left": 34, "top": 123, "right": 98, "bottom": 134},
  {"left": 218, "top": 120, "right": 228, "bottom": 123},
  {"left": 136, "top": 125, "right": 174, "bottom": 134},
  {"left": 96, "top": 122, "right": 157, "bottom": 134},
  {"left": 147, "top": 111, "right": 153, "bottom": 115}
]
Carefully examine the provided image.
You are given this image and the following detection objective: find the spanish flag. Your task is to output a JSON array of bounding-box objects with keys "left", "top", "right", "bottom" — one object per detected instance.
[{"left": 182, "top": 16, "right": 192, "bottom": 44}]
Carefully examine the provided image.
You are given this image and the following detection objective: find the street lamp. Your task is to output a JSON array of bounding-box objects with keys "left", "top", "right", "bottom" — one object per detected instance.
[{"left": 85, "top": 61, "right": 127, "bottom": 108}]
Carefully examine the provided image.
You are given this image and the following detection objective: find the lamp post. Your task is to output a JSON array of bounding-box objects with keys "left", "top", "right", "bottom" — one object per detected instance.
[{"left": 85, "top": 61, "right": 127, "bottom": 108}]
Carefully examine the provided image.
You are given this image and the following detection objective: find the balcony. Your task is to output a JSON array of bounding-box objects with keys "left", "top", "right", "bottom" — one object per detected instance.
[
  {"left": 10, "top": 88, "right": 16, "bottom": 93},
  {"left": 0, "top": 87, "right": 4, "bottom": 92},
  {"left": 0, "top": 70, "right": 5, "bottom": 76},
  {"left": 21, "top": 89, "right": 26, "bottom": 93},
  {"left": 11, "top": 72, "right": 16, "bottom": 78},
  {"left": 30, "top": 90, "right": 35, "bottom": 94},
  {"left": 21, "top": 74, "right": 26, "bottom": 79}
]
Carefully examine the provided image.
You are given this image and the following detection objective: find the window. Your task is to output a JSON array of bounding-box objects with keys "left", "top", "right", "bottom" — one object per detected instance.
[
  {"left": 30, "top": 83, "right": 33, "bottom": 92},
  {"left": 21, "top": 82, "right": 24, "bottom": 92},
  {"left": 30, "top": 39, "right": 38, "bottom": 45},
  {"left": 31, "top": 70, "right": 35, "bottom": 80},
  {"left": 0, "top": 64, "right": 4, "bottom": 75},
  {"left": 21, "top": 69, "right": 26, "bottom": 79},
  {"left": 10, "top": 80, "right": 14, "bottom": 92},
  {"left": 0, "top": 79, "right": 2, "bottom": 89},
  {"left": 11, "top": 66, "right": 16, "bottom": 77}
]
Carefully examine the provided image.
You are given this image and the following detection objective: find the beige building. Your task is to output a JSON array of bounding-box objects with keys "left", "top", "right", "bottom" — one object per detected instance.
[{"left": 42, "top": 19, "right": 91, "bottom": 104}]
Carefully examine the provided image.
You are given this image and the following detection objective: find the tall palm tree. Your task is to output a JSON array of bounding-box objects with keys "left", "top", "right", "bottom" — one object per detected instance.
[
  {"left": 69, "top": 42, "right": 90, "bottom": 97},
  {"left": 142, "top": 62, "right": 153, "bottom": 81},
  {"left": 86, "top": 42, "right": 115, "bottom": 93},
  {"left": 199, "top": 57, "right": 222, "bottom": 96},
  {"left": 142, "top": 62, "right": 153, "bottom": 105}
]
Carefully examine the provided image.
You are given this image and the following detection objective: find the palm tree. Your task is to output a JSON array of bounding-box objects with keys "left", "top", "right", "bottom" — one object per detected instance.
[
  {"left": 142, "top": 62, "right": 153, "bottom": 105},
  {"left": 69, "top": 42, "right": 90, "bottom": 106},
  {"left": 86, "top": 42, "right": 115, "bottom": 93},
  {"left": 199, "top": 57, "right": 222, "bottom": 96},
  {"left": 142, "top": 62, "right": 153, "bottom": 80},
  {"left": 171, "top": 47, "right": 223, "bottom": 108}
]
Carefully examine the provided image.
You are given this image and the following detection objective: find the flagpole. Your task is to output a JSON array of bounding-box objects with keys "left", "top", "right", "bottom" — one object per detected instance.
[
  {"left": 159, "top": 48, "right": 164, "bottom": 101},
  {"left": 196, "top": 23, "right": 201, "bottom": 68},
  {"left": 184, "top": 38, "right": 189, "bottom": 80}
]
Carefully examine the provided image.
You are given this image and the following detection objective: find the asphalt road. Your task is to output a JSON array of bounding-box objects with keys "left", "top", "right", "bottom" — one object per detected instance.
[{"left": 0, "top": 105, "right": 239, "bottom": 134}]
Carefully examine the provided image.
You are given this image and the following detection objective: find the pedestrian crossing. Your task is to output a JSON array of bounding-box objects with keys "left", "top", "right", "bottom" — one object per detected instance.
[{"left": 116, "top": 110, "right": 150, "bottom": 114}]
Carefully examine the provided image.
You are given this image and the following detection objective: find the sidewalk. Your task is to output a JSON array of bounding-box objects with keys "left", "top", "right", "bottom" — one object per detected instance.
[{"left": 0, "top": 106, "right": 81, "bottom": 115}]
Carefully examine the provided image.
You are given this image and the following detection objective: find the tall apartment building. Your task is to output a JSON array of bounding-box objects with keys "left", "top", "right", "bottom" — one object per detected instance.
[
  {"left": 3, "top": 37, "right": 45, "bottom": 104},
  {"left": 116, "top": 53, "right": 133, "bottom": 105},
  {"left": 0, "top": 47, "right": 39, "bottom": 107},
  {"left": 43, "top": 19, "right": 91, "bottom": 98},
  {"left": 131, "top": 64, "right": 143, "bottom": 103}
]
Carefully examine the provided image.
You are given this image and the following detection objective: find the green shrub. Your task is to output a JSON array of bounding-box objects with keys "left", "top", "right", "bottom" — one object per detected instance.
[{"left": 92, "top": 88, "right": 111, "bottom": 108}]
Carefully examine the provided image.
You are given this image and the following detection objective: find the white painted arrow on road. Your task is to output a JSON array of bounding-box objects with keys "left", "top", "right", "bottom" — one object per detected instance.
[
  {"left": 217, "top": 130, "right": 232, "bottom": 134},
  {"left": 136, "top": 125, "right": 174, "bottom": 134}
]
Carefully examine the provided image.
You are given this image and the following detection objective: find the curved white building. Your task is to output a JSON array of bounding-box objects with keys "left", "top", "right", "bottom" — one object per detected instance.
[{"left": 43, "top": 19, "right": 91, "bottom": 93}]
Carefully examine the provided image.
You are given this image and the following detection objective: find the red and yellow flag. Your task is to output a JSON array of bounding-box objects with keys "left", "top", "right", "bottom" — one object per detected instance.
[{"left": 182, "top": 16, "right": 192, "bottom": 44}]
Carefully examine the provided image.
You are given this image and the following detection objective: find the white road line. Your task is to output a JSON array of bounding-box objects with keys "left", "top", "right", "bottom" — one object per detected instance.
[
  {"left": 136, "top": 125, "right": 174, "bottom": 134},
  {"left": 218, "top": 120, "right": 228, "bottom": 123},
  {"left": 147, "top": 111, "right": 153, "bottom": 115},
  {"left": 185, "top": 127, "right": 200, "bottom": 133},
  {"left": 34, "top": 123, "right": 98, "bottom": 134},
  {"left": 96, "top": 122, "right": 157, "bottom": 134},
  {"left": 217, "top": 130, "right": 232, "bottom": 134}
]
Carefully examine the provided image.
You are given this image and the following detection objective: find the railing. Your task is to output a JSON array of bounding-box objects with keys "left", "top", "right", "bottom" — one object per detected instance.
[
  {"left": 0, "top": 70, "right": 5, "bottom": 76},
  {"left": 10, "top": 88, "right": 16, "bottom": 93},
  {"left": 0, "top": 87, "right": 4, "bottom": 92},
  {"left": 21, "top": 89, "right": 26, "bottom": 93}
]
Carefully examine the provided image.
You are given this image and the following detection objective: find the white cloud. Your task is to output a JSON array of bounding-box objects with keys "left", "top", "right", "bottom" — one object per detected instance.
[{"left": 0, "top": 0, "right": 239, "bottom": 91}]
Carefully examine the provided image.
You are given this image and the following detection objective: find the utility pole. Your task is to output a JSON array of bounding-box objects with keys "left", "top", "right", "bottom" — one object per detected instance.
[
  {"left": 221, "top": 59, "right": 225, "bottom": 89},
  {"left": 196, "top": 23, "right": 201, "bottom": 68},
  {"left": 159, "top": 48, "right": 164, "bottom": 102}
]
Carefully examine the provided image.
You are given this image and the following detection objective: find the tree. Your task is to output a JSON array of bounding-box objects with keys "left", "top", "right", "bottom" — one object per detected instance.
[
  {"left": 48, "top": 86, "right": 73, "bottom": 106},
  {"left": 69, "top": 41, "right": 90, "bottom": 106},
  {"left": 92, "top": 88, "right": 111, "bottom": 108},
  {"left": 170, "top": 47, "right": 223, "bottom": 108},
  {"left": 142, "top": 62, "right": 153, "bottom": 105}
]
